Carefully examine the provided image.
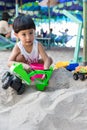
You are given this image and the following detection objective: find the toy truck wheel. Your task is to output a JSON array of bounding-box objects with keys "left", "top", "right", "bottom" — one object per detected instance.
[
  {"left": 2, "top": 75, "right": 12, "bottom": 89},
  {"left": 73, "top": 73, "right": 78, "bottom": 80},
  {"left": 10, "top": 76, "right": 25, "bottom": 94},
  {"left": 17, "top": 83, "right": 25, "bottom": 95},
  {"left": 1, "top": 71, "right": 11, "bottom": 83},
  {"left": 79, "top": 73, "right": 85, "bottom": 80}
]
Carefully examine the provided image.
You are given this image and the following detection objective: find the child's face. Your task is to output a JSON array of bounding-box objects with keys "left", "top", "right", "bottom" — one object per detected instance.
[{"left": 15, "top": 29, "right": 35, "bottom": 46}]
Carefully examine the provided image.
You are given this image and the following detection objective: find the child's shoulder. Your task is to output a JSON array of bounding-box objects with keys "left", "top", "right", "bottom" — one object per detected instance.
[
  {"left": 17, "top": 40, "right": 21, "bottom": 44},
  {"left": 34, "top": 39, "right": 38, "bottom": 44},
  {"left": 34, "top": 39, "right": 41, "bottom": 47},
  {"left": 16, "top": 40, "right": 22, "bottom": 47}
]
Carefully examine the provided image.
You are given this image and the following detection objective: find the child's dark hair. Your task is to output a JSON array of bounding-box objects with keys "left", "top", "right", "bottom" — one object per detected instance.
[{"left": 13, "top": 14, "right": 36, "bottom": 33}]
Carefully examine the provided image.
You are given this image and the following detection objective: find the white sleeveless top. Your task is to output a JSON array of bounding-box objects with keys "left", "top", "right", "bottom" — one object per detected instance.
[{"left": 17, "top": 40, "right": 39, "bottom": 64}]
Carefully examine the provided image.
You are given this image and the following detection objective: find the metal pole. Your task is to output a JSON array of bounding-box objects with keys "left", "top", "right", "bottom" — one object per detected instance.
[
  {"left": 48, "top": 5, "right": 50, "bottom": 33},
  {"left": 47, "top": 0, "right": 51, "bottom": 33},
  {"left": 83, "top": 0, "right": 87, "bottom": 65},
  {"left": 15, "top": 0, "right": 19, "bottom": 17}
]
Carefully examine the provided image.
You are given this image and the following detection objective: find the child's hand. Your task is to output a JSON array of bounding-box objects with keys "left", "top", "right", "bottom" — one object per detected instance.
[
  {"left": 23, "top": 63, "right": 32, "bottom": 72},
  {"left": 41, "top": 74, "right": 45, "bottom": 80}
]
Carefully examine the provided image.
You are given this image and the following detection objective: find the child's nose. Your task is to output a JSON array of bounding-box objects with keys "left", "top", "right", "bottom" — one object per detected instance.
[{"left": 26, "top": 35, "right": 30, "bottom": 40}]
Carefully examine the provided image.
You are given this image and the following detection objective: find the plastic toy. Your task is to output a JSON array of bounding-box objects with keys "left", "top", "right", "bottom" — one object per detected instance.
[
  {"left": 73, "top": 66, "right": 87, "bottom": 80},
  {"left": 30, "top": 63, "right": 44, "bottom": 81},
  {"left": 10, "top": 63, "right": 53, "bottom": 91},
  {"left": 54, "top": 61, "right": 79, "bottom": 72},
  {"left": 54, "top": 61, "right": 69, "bottom": 69},
  {"left": 66, "top": 63, "right": 79, "bottom": 71}
]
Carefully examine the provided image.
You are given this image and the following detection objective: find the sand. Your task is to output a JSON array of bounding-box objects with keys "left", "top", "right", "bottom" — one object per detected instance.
[{"left": 1, "top": 47, "right": 87, "bottom": 130}]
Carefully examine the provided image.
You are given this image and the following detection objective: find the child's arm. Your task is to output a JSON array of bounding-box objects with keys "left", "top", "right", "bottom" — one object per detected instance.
[
  {"left": 7, "top": 44, "right": 31, "bottom": 72},
  {"left": 38, "top": 43, "right": 53, "bottom": 69}
]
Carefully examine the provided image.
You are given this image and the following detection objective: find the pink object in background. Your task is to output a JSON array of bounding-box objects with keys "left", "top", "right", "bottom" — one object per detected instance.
[{"left": 30, "top": 63, "right": 44, "bottom": 81}]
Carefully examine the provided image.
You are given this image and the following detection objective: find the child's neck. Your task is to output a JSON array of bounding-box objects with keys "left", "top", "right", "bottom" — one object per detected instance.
[{"left": 24, "top": 43, "right": 33, "bottom": 53}]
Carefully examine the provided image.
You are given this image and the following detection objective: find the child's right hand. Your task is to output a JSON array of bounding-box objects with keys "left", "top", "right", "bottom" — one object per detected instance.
[{"left": 23, "top": 63, "right": 32, "bottom": 72}]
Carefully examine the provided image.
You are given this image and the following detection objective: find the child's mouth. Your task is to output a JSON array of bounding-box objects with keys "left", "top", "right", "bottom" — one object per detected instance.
[{"left": 26, "top": 41, "right": 31, "bottom": 43}]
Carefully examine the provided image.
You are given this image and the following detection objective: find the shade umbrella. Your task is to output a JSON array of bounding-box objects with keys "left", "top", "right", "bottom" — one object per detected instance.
[
  {"left": 18, "top": 1, "right": 40, "bottom": 17},
  {"left": 0, "top": 0, "right": 42, "bottom": 17},
  {"left": 0, "top": 0, "right": 29, "bottom": 11},
  {"left": 53, "top": 0, "right": 83, "bottom": 20},
  {"left": 39, "top": 0, "right": 82, "bottom": 32},
  {"left": 39, "top": 0, "right": 58, "bottom": 33}
]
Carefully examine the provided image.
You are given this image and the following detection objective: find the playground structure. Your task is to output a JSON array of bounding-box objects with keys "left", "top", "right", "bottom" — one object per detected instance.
[{"left": 62, "top": 10, "right": 83, "bottom": 63}]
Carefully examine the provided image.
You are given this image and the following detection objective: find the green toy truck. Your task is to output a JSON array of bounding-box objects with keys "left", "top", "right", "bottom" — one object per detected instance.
[{"left": 10, "top": 63, "right": 53, "bottom": 91}]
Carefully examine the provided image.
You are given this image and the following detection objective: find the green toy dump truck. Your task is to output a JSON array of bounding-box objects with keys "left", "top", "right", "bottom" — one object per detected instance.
[
  {"left": 1, "top": 63, "right": 53, "bottom": 94},
  {"left": 10, "top": 63, "right": 53, "bottom": 91}
]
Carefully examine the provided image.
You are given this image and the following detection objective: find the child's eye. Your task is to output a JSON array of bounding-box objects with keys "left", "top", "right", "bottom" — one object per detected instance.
[
  {"left": 29, "top": 31, "right": 33, "bottom": 35},
  {"left": 22, "top": 33, "right": 26, "bottom": 36}
]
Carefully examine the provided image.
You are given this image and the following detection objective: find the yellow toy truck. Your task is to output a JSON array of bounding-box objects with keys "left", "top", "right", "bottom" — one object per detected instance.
[{"left": 73, "top": 66, "right": 87, "bottom": 80}]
